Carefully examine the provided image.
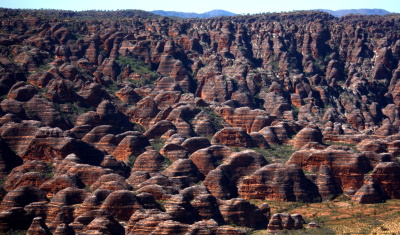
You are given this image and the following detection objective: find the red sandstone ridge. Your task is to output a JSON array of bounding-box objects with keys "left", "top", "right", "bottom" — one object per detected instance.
[{"left": 0, "top": 8, "right": 399, "bottom": 234}]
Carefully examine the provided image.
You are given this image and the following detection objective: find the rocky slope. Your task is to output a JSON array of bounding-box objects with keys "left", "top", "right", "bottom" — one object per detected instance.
[{"left": 0, "top": 8, "right": 399, "bottom": 234}]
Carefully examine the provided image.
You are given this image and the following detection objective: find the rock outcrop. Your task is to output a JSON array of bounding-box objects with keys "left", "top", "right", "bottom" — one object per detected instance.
[{"left": 0, "top": 8, "right": 400, "bottom": 234}]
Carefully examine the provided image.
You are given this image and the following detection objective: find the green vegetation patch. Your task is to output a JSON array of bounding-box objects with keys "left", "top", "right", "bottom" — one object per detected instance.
[
  {"left": 198, "top": 106, "right": 224, "bottom": 130},
  {"left": 116, "top": 56, "right": 158, "bottom": 87},
  {"left": 251, "top": 145, "right": 296, "bottom": 163}
]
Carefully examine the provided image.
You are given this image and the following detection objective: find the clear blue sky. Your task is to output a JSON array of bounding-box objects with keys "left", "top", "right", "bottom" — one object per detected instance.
[{"left": 0, "top": 0, "right": 399, "bottom": 14}]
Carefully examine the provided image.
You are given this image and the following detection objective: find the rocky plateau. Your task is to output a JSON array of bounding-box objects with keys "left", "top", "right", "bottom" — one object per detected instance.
[{"left": 0, "top": 8, "right": 399, "bottom": 234}]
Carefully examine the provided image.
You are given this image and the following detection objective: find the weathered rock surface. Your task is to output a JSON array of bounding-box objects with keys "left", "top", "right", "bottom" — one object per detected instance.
[
  {"left": 238, "top": 163, "right": 321, "bottom": 202},
  {"left": 1, "top": 9, "right": 400, "bottom": 234},
  {"left": 287, "top": 145, "right": 371, "bottom": 195}
]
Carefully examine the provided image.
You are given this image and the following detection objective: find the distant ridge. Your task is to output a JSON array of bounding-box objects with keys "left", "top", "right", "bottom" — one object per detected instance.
[
  {"left": 318, "top": 9, "right": 392, "bottom": 17},
  {"left": 151, "top": 9, "right": 236, "bottom": 18}
]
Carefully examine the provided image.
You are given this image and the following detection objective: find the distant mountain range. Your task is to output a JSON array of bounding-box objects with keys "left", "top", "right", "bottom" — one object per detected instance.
[
  {"left": 318, "top": 9, "right": 392, "bottom": 17},
  {"left": 152, "top": 8, "right": 394, "bottom": 19},
  {"left": 151, "top": 9, "right": 236, "bottom": 18}
]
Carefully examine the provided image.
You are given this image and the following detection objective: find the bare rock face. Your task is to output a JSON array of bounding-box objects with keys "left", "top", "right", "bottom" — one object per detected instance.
[
  {"left": 1, "top": 99, "right": 26, "bottom": 119},
  {"left": 7, "top": 81, "right": 37, "bottom": 102},
  {"left": 2, "top": 9, "right": 400, "bottom": 234},
  {"left": 126, "top": 171, "right": 151, "bottom": 189},
  {"left": 24, "top": 95, "right": 70, "bottom": 129},
  {"left": 238, "top": 163, "right": 321, "bottom": 202},
  {"left": 127, "top": 209, "right": 172, "bottom": 235},
  {"left": 216, "top": 107, "right": 272, "bottom": 133},
  {"left": 0, "top": 207, "right": 33, "bottom": 233},
  {"left": 8, "top": 172, "right": 47, "bottom": 190},
  {"left": 219, "top": 198, "right": 268, "bottom": 229},
  {"left": 90, "top": 173, "right": 132, "bottom": 192},
  {"left": 100, "top": 190, "right": 143, "bottom": 221},
  {"left": 191, "top": 111, "right": 217, "bottom": 137},
  {"left": 152, "top": 220, "right": 190, "bottom": 234},
  {"left": 190, "top": 145, "right": 234, "bottom": 177},
  {"left": 286, "top": 146, "right": 371, "bottom": 196},
  {"left": 189, "top": 194, "right": 224, "bottom": 224},
  {"left": 214, "top": 225, "right": 247, "bottom": 234},
  {"left": 203, "top": 150, "right": 267, "bottom": 199},
  {"left": 56, "top": 161, "right": 113, "bottom": 186},
  {"left": 185, "top": 220, "right": 220, "bottom": 235},
  {"left": 85, "top": 215, "right": 125, "bottom": 235},
  {"left": 82, "top": 125, "right": 116, "bottom": 146},
  {"left": 46, "top": 187, "right": 89, "bottom": 225},
  {"left": 127, "top": 97, "right": 159, "bottom": 129},
  {"left": 112, "top": 133, "right": 150, "bottom": 162},
  {"left": 115, "top": 85, "right": 141, "bottom": 104},
  {"left": 78, "top": 82, "right": 110, "bottom": 107},
  {"left": 371, "top": 162, "right": 400, "bottom": 199},
  {"left": 53, "top": 223, "right": 75, "bottom": 235},
  {"left": 132, "top": 150, "right": 165, "bottom": 173},
  {"left": 44, "top": 78, "right": 75, "bottom": 103},
  {"left": 76, "top": 111, "right": 101, "bottom": 126},
  {"left": 267, "top": 213, "right": 305, "bottom": 232},
  {"left": 144, "top": 120, "right": 176, "bottom": 140},
  {"left": 39, "top": 174, "right": 85, "bottom": 196},
  {"left": 160, "top": 143, "right": 189, "bottom": 162},
  {"left": 70, "top": 209, "right": 120, "bottom": 234},
  {"left": 181, "top": 137, "right": 211, "bottom": 153},
  {"left": 21, "top": 127, "right": 74, "bottom": 163},
  {"left": 353, "top": 179, "right": 385, "bottom": 204},
  {"left": 316, "top": 164, "right": 340, "bottom": 200},
  {"left": 163, "top": 194, "right": 198, "bottom": 224},
  {"left": 0, "top": 121, "right": 43, "bottom": 156},
  {"left": 154, "top": 91, "right": 181, "bottom": 110},
  {"left": 223, "top": 150, "right": 268, "bottom": 182},
  {"left": 96, "top": 100, "right": 127, "bottom": 128},
  {"left": 162, "top": 159, "right": 203, "bottom": 186},
  {"left": 3, "top": 160, "right": 50, "bottom": 191},
  {"left": 0, "top": 186, "right": 48, "bottom": 211},
  {"left": 96, "top": 134, "right": 119, "bottom": 155},
  {"left": 0, "top": 137, "right": 22, "bottom": 176},
  {"left": 292, "top": 126, "right": 324, "bottom": 150},
  {"left": 211, "top": 127, "right": 256, "bottom": 148},
  {"left": 27, "top": 217, "right": 51, "bottom": 235},
  {"left": 356, "top": 139, "right": 387, "bottom": 153},
  {"left": 137, "top": 184, "right": 176, "bottom": 201}
]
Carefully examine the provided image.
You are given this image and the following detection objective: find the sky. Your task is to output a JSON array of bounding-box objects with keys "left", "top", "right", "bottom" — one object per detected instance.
[{"left": 0, "top": 0, "right": 399, "bottom": 14}]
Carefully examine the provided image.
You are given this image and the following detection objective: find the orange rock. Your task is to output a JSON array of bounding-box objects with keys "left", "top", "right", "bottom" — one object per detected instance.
[
  {"left": 132, "top": 150, "right": 165, "bottom": 173},
  {"left": 211, "top": 127, "right": 256, "bottom": 148},
  {"left": 190, "top": 145, "right": 233, "bottom": 177},
  {"left": 100, "top": 190, "right": 143, "bottom": 221},
  {"left": 292, "top": 126, "right": 324, "bottom": 150},
  {"left": 112, "top": 134, "right": 150, "bottom": 162},
  {"left": 238, "top": 163, "right": 321, "bottom": 202}
]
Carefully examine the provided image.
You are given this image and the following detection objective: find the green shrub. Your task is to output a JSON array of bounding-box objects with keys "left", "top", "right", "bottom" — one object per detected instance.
[
  {"left": 198, "top": 106, "right": 224, "bottom": 130},
  {"left": 251, "top": 145, "right": 295, "bottom": 163},
  {"left": 127, "top": 155, "right": 137, "bottom": 167},
  {"left": 116, "top": 56, "right": 158, "bottom": 83},
  {"left": 151, "top": 138, "right": 166, "bottom": 151}
]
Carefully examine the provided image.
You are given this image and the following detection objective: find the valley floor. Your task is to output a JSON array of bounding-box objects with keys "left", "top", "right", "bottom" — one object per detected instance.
[{"left": 251, "top": 199, "right": 400, "bottom": 234}]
